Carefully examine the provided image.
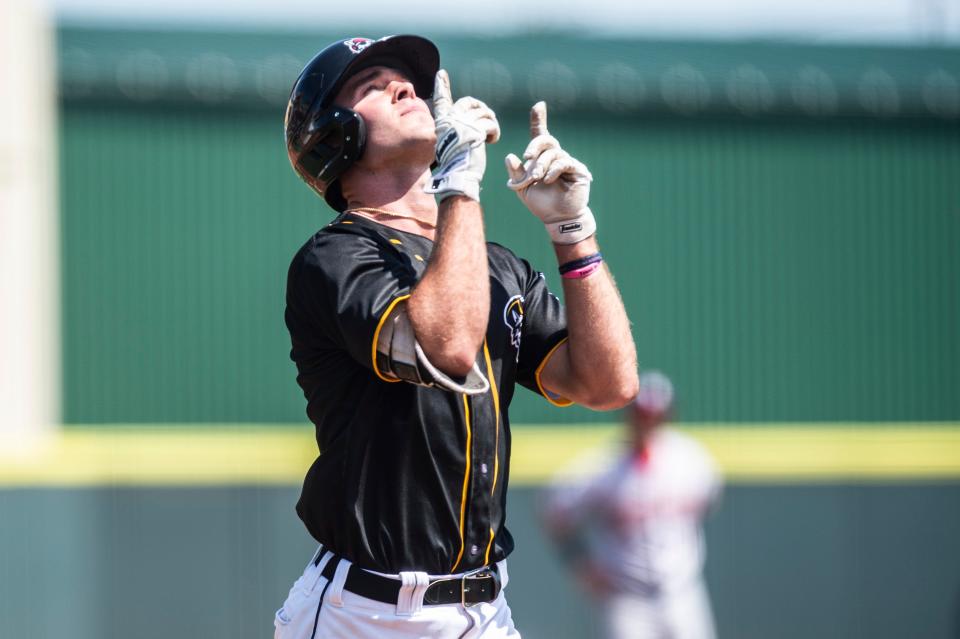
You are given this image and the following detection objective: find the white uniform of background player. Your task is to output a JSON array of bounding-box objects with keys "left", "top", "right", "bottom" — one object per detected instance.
[{"left": 541, "top": 372, "right": 722, "bottom": 639}]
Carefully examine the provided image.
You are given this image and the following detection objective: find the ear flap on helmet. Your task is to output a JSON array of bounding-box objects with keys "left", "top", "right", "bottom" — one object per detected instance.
[{"left": 292, "top": 107, "right": 366, "bottom": 210}]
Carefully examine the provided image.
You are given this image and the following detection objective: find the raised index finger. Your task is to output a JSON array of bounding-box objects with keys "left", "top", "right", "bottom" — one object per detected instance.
[
  {"left": 432, "top": 69, "right": 453, "bottom": 117},
  {"left": 530, "top": 101, "right": 548, "bottom": 138}
]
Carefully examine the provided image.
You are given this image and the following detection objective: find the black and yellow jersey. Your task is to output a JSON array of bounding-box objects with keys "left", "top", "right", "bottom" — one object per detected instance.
[{"left": 285, "top": 211, "right": 570, "bottom": 574}]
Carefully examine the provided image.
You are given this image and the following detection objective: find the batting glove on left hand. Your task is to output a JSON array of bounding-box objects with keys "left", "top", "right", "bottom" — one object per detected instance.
[
  {"left": 424, "top": 69, "right": 501, "bottom": 202},
  {"left": 505, "top": 102, "right": 596, "bottom": 244}
]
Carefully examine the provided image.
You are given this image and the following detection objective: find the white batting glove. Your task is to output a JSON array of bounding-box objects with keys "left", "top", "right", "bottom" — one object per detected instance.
[
  {"left": 505, "top": 102, "right": 596, "bottom": 244},
  {"left": 424, "top": 69, "right": 501, "bottom": 202}
]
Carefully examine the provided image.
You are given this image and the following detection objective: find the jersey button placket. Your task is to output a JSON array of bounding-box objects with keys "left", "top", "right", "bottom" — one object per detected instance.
[
  {"left": 477, "top": 398, "right": 499, "bottom": 564},
  {"left": 467, "top": 393, "right": 497, "bottom": 568}
]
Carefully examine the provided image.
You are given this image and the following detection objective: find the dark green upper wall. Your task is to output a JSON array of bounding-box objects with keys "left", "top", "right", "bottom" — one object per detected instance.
[
  {"left": 58, "top": 26, "right": 960, "bottom": 118},
  {"left": 58, "top": 28, "right": 960, "bottom": 424}
]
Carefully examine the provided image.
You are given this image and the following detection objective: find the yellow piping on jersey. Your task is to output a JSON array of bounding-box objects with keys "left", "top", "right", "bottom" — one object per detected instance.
[
  {"left": 370, "top": 294, "right": 410, "bottom": 383},
  {"left": 482, "top": 340, "right": 500, "bottom": 566},
  {"left": 535, "top": 337, "right": 574, "bottom": 407},
  {"left": 451, "top": 394, "right": 472, "bottom": 572},
  {"left": 483, "top": 341, "right": 500, "bottom": 496},
  {"left": 483, "top": 527, "right": 495, "bottom": 565},
  {"left": 389, "top": 238, "right": 402, "bottom": 245}
]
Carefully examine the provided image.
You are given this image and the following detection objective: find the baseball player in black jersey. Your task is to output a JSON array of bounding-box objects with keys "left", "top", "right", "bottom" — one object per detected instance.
[{"left": 277, "top": 35, "right": 638, "bottom": 638}]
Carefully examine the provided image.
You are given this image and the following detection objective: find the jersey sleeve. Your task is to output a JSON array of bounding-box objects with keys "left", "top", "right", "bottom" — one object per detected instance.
[
  {"left": 541, "top": 450, "right": 620, "bottom": 548},
  {"left": 513, "top": 258, "right": 572, "bottom": 406},
  {"left": 286, "top": 230, "right": 418, "bottom": 378},
  {"left": 543, "top": 470, "right": 607, "bottom": 529}
]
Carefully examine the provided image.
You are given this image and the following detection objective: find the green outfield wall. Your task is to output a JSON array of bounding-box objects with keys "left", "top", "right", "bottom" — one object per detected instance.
[
  {"left": 3, "top": 484, "right": 960, "bottom": 639},
  {"left": 3, "top": 25, "right": 958, "bottom": 639},
  {"left": 59, "top": 66, "right": 960, "bottom": 424}
]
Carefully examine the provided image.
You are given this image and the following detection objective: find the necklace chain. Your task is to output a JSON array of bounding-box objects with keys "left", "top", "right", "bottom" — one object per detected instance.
[{"left": 346, "top": 207, "right": 437, "bottom": 229}]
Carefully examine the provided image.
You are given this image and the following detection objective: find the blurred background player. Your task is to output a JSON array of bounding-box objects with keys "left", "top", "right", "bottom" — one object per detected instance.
[{"left": 541, "top": 371, "right": 722, "bottom": 639}]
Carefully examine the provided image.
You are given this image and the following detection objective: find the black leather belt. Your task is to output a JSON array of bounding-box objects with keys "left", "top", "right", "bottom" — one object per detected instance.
[{"left": 316, "top": 551, "right": 501, "bottom": 607}]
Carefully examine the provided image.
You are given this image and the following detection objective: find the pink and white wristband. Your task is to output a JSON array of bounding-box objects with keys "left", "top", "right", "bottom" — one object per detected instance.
[{"left": 559, "top": 252, "right": 603, "bottom": 279}]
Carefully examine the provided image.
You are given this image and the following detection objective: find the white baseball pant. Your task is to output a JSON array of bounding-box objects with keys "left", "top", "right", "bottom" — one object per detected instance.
[
  {"left": 602, "top": 580, "right": 716, "bottom": 639},
  {"left": 274, "top": 549, "right": 521, "bottom": 639}
]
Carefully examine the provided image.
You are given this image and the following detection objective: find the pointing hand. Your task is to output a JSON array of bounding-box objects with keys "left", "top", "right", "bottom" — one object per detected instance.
[
  {"left": 505, "top": 102, "right": 595, "bottom": 244},
  {"left": 424, "top": 69, "right": 501, "bottom": 202}
]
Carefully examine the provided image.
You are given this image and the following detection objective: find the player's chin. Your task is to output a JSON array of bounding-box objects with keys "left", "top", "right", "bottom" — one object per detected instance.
[
  {"left": 381, "top": 134, "right": 434, "bottom": 168},
  {"left": 406, "top": 126, "right": 437, "bottom": 154},
  {"left": 405, "top": 110, "right": 436, "bottom": 133}
]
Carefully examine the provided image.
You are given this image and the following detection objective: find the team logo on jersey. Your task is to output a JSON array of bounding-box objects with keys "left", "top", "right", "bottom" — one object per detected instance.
[
  {"left": 503, "top": 295, "right": 525, "bottom": 361},
  {"left": 343, "top": 38, "right": 374, "bottom": 54}
]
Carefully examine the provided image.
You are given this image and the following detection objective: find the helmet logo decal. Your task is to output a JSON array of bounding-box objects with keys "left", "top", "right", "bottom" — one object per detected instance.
[
  {"left": 343, "top": 38, "right": 374, "bottom": 54},
  {"left": 503, "top": 295, "right": 525, "bottom": 361}
]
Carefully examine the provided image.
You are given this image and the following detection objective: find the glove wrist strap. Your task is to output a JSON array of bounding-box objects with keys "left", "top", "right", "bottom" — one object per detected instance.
[
  {"left": 424, "top": 172, "right": 481, "bottom": 202},
  {"left": 546, "top": 207, "right": 596, "bottom": 244}
]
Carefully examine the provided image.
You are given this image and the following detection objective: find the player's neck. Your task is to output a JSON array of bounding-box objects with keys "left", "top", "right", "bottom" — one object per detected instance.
[{"left": 341, "top": 167, "right": 438, "bottom": 239}]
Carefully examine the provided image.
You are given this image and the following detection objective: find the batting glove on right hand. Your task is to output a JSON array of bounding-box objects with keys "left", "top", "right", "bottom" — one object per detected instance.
[
  {"left": 424, "top": 69, "right": 501, "bottom": 202},
  {"left": 505, "top": 102, "right": 596, "bottom": 244}
]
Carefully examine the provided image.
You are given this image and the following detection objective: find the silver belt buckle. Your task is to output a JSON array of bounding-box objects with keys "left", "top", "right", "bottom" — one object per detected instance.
[{"left": 461, "top": 570, "right": 493, "bottom": 608}]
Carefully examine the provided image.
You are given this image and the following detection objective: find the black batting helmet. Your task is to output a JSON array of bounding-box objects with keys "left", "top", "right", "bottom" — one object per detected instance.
[{"left": 284, "top": 35, "right": 440, "bottom": 211}]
